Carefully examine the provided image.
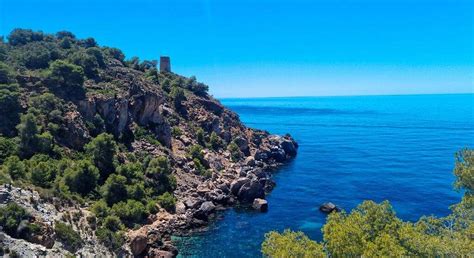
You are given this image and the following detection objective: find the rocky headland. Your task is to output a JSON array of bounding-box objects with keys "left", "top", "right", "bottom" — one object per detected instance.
[{"left": 0, "top": 29, "right": 297, "bottom": 257}]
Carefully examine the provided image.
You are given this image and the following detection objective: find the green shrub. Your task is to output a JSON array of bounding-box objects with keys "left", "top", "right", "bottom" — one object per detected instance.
[
  {"left": 54, "top": 222, "right": 82, "bottom": 250},
  {"left": 16, "top": 112, "right": 42, "bottom": 158},
  {"left": 157, "top": 192, "right": 176, "bottom": 212},
  {"left": 2, "top": 156, "right": 25, "bottom": 180},
  {"left": 116, "top": 162, "right": 144, "bottom": 182},
  {"left": 171, "top": 126, "right": 182, "bottom": 137},
  {"left": 62, "top": 159, "right": 100, "bottom": 196},
  {"left": 227, "top": 141, "right": 242, "bottom": 161},
  {"left": 103, "top": 215, "right": 123, "bottom": 231},
  {"left": 0, "top": 82, "right": 21, "bottom": 136},
  {"left": 45, "top": 60, "right": 85, "bottom": 100},
  {"left": 196, "top": 128, "right": 205, "bottom": 146},
  {"left": 193, "top": 158, "right": 209, "bottom": 177},
  {"left": 30, "top": 161, "right": 56, "bottom": 188},
  {"left": 146, "top": 156, "right": 171, "bottom": 176},
  {"left": 146, "top": 199, "right": 159, "bottom": 214},
  {"left": 188, "top": 144, "right": 204, "bottom": 162},
  {"left": 85, "top": 133, "right": 117, "bottom": 181},
  {"left": 111, "top": 200, "right": 147, "bottom": 226},
  {"left": 127, "top": 182, "right": 146, "bottom": 200},
  {"left": 262, "top": 229, "right": 324, "bottom": 257},
  {"left": 146, "top": 156, "right": 176, "bottom": 194},
  {"left": 100, "top": 174, "right": 128, "bottom": 205},
  {"left": 91, "top": 200, "right": 109, "bottom": 219},
  {"left": 96, "top": 227, "right": 125, "bottom": 252},
  {"left": 0, "top": 203, "right": 30, "bottom": 237},
  {"left": 170, "top": 86, "right": 185, "bottom": 110},
  {"left": 209, "top": 132, "right": 222, "bottom": 150},
  {"left": 8, "top": 29, "right": 44, "bottom": 46}
]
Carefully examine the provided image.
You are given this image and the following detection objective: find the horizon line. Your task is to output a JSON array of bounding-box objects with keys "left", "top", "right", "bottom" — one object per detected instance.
[{"left": 216, "top": 92, "right": 474, "bottom": 100}]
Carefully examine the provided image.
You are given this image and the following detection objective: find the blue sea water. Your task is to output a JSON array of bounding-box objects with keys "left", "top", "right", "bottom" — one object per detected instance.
[{"left": 174, "top": 94, "right": 474, "bottom": 257}]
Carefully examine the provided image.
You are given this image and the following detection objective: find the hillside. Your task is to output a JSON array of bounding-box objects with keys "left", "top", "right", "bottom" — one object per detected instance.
[{"left": 0, "top": 29, "right": 297, "bottom": 257}]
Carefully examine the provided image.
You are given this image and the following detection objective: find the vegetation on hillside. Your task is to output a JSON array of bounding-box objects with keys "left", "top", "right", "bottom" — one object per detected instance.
[
  {"left": 262, "top": 148, "right": 474, "bottom": 257},
  {"left": 0, "top": 29, "right": 215, "bottom": 252}
]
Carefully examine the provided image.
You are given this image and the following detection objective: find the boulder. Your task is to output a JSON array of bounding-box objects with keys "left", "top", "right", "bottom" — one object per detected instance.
[
  {"left": 184, "top": 199, "right": 202, "bottom": 210},
  {"left": 254, "top": 149, "right": 270, "bottom": 161},
  {"left": 280, "top": 137, "right": 298, "bottom": 157},
  {"left": 252, "top": 198, "right": 268, "bottom": 212},
  {"left": 230, "top": 178, "right": 250, "bottom": 195},
  {"left": 175, "top": 202, "right": 186, "bottom": 214},
  {"left": 193, "top": 201, "right": 216, "bottom": 221},
  {"left": 270, "top": 146, "right": 286, "bottom": 162},
  {"left": 148, "top": 248, "right": 174, "bottom": 258},
  {"left": 130, "top": 232, "right": 148, "bottom": 256},
  {"left": 245, "top": 156, "right": 256, "bottom": 166},
  {"left": 234, "top": 136, "right": 250, "bottom": 155},
  {"left": 0, "top": 188, "right": 11, "bottom": 204},
  {"left": 319, "top": 202, "right": 339, "bottom": 213},
  {"left": 237, "top": 180, "right": 265, "bottom": 203}
]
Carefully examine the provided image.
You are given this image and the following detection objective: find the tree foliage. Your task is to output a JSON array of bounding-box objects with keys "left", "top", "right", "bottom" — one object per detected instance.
[
  {"left": 62, "top": 159, "right": 100, "bottom": 196},
  {"left": 85, "top": 133, "right": 117, "bottom": 181}
]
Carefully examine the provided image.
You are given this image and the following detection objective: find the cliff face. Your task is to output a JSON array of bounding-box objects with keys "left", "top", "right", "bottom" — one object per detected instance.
[{"left": 0, "top": 29, "right": 297, "bottom": 257}]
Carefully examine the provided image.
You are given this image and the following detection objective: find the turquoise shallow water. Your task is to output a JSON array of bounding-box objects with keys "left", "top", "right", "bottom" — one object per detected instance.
[{"left": 174, "top": 94, "right": 474, "bottom": 257}]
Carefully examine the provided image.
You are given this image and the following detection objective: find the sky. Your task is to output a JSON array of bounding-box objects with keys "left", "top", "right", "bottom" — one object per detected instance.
[{"left": 1, "top": 0, "right": 473, "bottom": 98}]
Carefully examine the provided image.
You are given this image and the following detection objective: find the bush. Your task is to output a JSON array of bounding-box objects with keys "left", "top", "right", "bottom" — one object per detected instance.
[
  {"left": 146, "top": 199, "right": 159, "bottom": 214},
  {"left": 146, "top": 156, "right": 171, "bottom": 176},
  {"left": 170, "top": 86, "right": 185, "bottom": 110},
  {"left": 227, "top": 142, "right": 242, "bottom": 161},
  {"left": 146, "top": 157, "right": 176, "bottom": 193},
  {"left": 0, "top": 203, "right": 30, "bottom": 237},
  {"left": 116, "top": 162, "right": 144, "bottom": 182},
  {"left": 196, "top": 128, "right": 205, "bottom": 146},
  {"left": 0, "top": 83, "right": 21, "bottom": 136},
  {"left": 62, "top": 159, "right": 100, "bottom": 196},
  {"left": 104, "top": 47, "right": 125, "bottom": 62},
  {"left": 69, "top": 50, "right": 100, "bottom": 78},
  {"left": 193, "top": 158, "right": 209, "bottom": 177},
  {"left": 2, "top": 156, "right": 25, "bottom": 180},
  {"left": 209, "top": 132, "right": 222, "bottom": 150},
  {"left": 45, "top": 60, "right": 85, "bottom": 100},
  {"left": 30, "top": 161, "right": 56, "bottom": 188},
  {"left": 100, "top": 174, "right": 128, "bottom": 205},
  {"left": 262, "top": 230, "right": 324, "bottom": 257},
  {"left": 127, "top": 182, "right": 146, "bottom": 200},
  {"left": 96, "top": 227, "right": 125, "bottom": 252},
  {"left": 91, "top": 200, "right": 109, "bottom": 219},
  {"left": 171, "top": 126, "right": 182, "bottom": 137},
  {"left": 103, "top": 215, "right": 123, "bottom": 231},
  {"left": 85, "top": 133, "right": 117, "bottom": 181},
  {"left": 85, "top": 114, "right": 105, "bottom": 137},
  {"left": 0, "top": 61, "right": 14, "bottom": 84},
  {"left": 111, "top": 200, "right": 147, "bottom": 226},
  {"left": 54, "top": 222, "right": 82, "bottom": 250},
  {"left": 157, "top": 192, "right": 176, "bottom": 212},
  {"left": 17, "top": 42, "right": 51, "bottom": 69},
  {"left": 8, "top": 29, "right": 44, "bottom": 46},
  {"left": 188, "top": 145, "right": 204, "bottom": 162}
]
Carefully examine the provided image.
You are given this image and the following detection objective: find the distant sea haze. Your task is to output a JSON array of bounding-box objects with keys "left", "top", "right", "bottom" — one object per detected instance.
[{"left": 174, "top": 94, "right": 474, "bottom": 257}]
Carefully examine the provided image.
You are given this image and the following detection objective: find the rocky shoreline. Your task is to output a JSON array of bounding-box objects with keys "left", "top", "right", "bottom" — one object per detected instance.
[
  {"left": 127, "top": 134, "right": 298, "bottom": 256},
  {"left": 1, "top": 132, "right": 298, "bottom": 258}
]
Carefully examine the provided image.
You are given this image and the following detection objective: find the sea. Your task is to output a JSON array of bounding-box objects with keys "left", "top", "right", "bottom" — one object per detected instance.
[{"left": 173, "top": 94, "right": 474, "bottom": 257}]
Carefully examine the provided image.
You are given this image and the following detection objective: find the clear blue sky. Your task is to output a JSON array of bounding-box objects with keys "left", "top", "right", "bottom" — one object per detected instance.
[{"left": 1, "top": 0, "right": 473, "bottom": 97}]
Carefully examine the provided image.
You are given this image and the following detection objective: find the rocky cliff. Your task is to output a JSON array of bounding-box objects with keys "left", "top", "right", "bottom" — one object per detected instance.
[{"left": 0, "top": 29, "right": 297, "bottom": 257}]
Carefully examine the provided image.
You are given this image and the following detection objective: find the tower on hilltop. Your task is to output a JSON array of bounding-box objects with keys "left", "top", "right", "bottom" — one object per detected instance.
[{"left": 160, "top": 56, "right": 171, "bottom": 73}]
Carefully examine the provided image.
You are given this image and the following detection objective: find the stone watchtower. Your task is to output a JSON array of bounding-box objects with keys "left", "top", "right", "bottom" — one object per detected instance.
[{"left": 160, "top": 56, "right": 171, "bottom": 73}]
